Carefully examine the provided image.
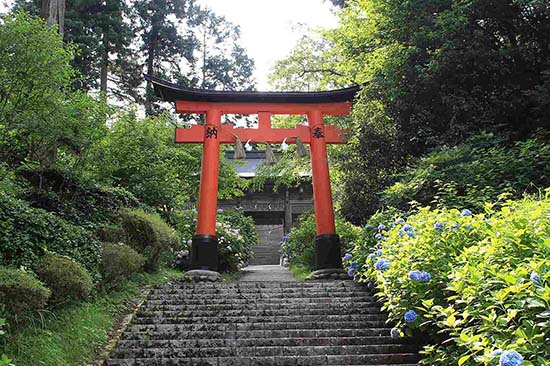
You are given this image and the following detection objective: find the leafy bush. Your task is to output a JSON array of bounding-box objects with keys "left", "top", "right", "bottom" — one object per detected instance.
[
  {"left": 281, "top": 212, "right": 361, "bottom": 268},
  {"left": 19, "top": 168, "right": 139, "bottom": 228},
  {"left": 382, "top": 133, "right": 550, "bottom": 213},
  {"left": 119, "top": 209, "right": 179, "bottom": 272},
  {"left": 349, "top": 195, "right": 550, "bottom": 366},
  {"left": 100, "top": 243, "right": 145, "bottom": 289},
  {"left": 34, "top": 254, "right": 93, "bottom": 307},
  {"left": 0, "top": 267, "right": 50, "bottom": 322},
  {"left": 170, "top": 208, "right": 257, "bottom": 273},
  {"left": 0, "top": 192, "right": 101, "bottom": 279}
]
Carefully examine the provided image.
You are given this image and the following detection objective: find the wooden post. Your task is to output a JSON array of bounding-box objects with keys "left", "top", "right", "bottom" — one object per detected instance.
[
  {"left": 307, "top": 109, "right": 342, "bottom": 270},
  {"left": 191, "top": 109, "right": 222, "bottom": 270}
]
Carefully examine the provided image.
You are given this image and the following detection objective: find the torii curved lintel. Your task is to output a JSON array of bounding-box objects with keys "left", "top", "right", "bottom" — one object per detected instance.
[{"left": 145, "top": 74, "right": 360, "bottom": 104}]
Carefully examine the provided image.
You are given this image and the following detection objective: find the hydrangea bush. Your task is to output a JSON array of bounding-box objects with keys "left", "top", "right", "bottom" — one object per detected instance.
[
  {"left": 170, "top": 208, "right": 256, "bottom": 273},
  {"left": 349, "top": 195, "right": 550, "bottom": 366}
]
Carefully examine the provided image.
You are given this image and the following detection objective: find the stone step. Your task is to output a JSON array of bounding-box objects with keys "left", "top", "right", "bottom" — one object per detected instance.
[
  {"left": 113, "top": 344, "right": 419, "bottom": 359},
  {"left": 155, "top": 281, "right": 365, "bottom": 289},
  {"left": 139, "top": 305, "right": 384, "bottom": 315},
  {"left": 134, "top": 313, "right": 386, "bottom": 323},
  {"left": 144, "top": 298, "right": 382, "bottom": 307},
  {"left": 128, "top": 319, "right": 391, "bottom": 329},
  {"left": 106, "top": 353, "right": 420, "bottom": 365},
  {"left": 122, "top": 327, "right": 397, "bottom": 340},
  {"left": 116, "top": 336, "right": 415, "bottom": 348},
  {"left": 149, "top": 289, "right": 374, "bottom": 297}
]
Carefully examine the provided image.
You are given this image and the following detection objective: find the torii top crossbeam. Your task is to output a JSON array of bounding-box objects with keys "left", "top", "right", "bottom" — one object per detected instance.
[{"left": 146, "top": 75, "right": 359, "bottom": 276}]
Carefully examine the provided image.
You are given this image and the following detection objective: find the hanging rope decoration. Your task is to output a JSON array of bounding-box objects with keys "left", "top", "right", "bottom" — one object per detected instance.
[
  {"left": 232, "top": 134, "right": 246, "bottom": 160},
  {"left": 295, "top": 137, "right": 308, "bottom": 158},
  {"left": 264, "top": 143, "right": 277, "bottom": 165}
]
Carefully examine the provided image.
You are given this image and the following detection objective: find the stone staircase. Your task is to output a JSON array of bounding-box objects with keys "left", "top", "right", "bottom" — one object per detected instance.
[
  {"left": 250, "top": 225, "right": 283, "bottom": 265},
  {"left": 106, "top": 281, "right": 421, "bottom": 366}
]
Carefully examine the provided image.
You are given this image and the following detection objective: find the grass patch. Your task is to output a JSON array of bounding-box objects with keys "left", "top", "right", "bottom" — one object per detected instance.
[
  {"left": 289, "top": 263, "right": 312, "bottom": 281},
  {"left": 222, "top": 271, "right": 242, "bottom": 282},
  {"left": 1, "top": 268, "right": 181, "bottom": 366}
]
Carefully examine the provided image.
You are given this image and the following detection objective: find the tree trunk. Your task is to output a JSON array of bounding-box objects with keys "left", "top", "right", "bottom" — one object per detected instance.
[
  {"left": 40, "top": 0, "right": 65, "bottom": 35},
  {"left": 100, "top": 32, "right": 109, "bottom": 96},
  {"left": 145, "top": 30, "right": 157, "bottom": 116}
]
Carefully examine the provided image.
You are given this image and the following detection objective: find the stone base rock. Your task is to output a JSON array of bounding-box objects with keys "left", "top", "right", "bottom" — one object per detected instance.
[
  {"left": 307, "top": 268, "right": 351, "bottom": 280},
  {"left": 183, "top": 269, "right": 221, "bottom": 282}
]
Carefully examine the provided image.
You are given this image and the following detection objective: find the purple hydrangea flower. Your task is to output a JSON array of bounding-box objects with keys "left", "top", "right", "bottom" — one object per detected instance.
[
  {"left": 367, "top": 282, "right": 376, "bottom": 289},
  {"left": 375, "top": 258, "right": 390, "bottom": 271},
  {"left": 374, "top": 250, "right": 382, "bottom": 256},
  {"left": 461, "top": 209, "right": 472, "bottom": 217},
  {"left": 217, "top": 208, "right": 224, "bottom": 213},
  {"left": 434, "top": 222, "right": 444, "bottom": 230},
  {"left": 343, "top": 253, "right": 353, "bottom": 261},
  {"left": 404, "top": 310, "right": 417, "bottom": 323},
  {"left": 350, "top": 261, "right": 360, "bottom": 270},
  {"left": 530, "top": 271, "right": 541, "bottom": 283},
  {"left": 403, "top": 224, "right": 413, "bottom": 232},
  {"left": 377, "top": 223, "right": 386, "bottom": 231},
  {"left": 499, "top": 350, "right": 524, "bottom": 366},
  {"left": 375, "top": 233, "right": 384, "bottom": 240},
  {"left": 375, "top": 243, "right": 382, "bottom": 249},
  {"left": 390, "top": 327, "right": 401, "bottom": 339},
  {"left": 347, "top": 267, "right": 356, "bottom": 276},
  {"left": 450, "top": 223, "right": 459, "bottom": 230}
]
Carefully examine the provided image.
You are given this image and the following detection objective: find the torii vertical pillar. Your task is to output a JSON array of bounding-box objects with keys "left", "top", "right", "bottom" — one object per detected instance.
[
  {"left": 308, "top": 110, "right": 342, "bottom": 270},
  {"left": 191, "top": 109, "right": 222, "bottom": 270}
]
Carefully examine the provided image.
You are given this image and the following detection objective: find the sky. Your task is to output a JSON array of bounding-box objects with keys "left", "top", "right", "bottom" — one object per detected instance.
[
  {"left": 0, "top": 0, "right": 339, "bottom": 90},
  {"left": 195, "top": 0, "right": 338, "bottom": 90}
]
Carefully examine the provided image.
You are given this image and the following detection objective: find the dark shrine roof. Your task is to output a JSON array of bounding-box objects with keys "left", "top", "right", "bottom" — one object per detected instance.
[{"left": 145, "top": 75, "right": 360, "bottom": 104}]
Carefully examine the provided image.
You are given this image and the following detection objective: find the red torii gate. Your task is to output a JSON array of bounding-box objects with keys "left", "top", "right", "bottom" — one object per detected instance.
[{"left": 146, "top": 76, "right": 359, "bottom": 276}]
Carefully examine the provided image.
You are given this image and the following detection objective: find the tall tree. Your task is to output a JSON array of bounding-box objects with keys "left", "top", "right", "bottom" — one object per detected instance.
[{"left": 40, "top": 0, "right": 65, "bottom": 34}]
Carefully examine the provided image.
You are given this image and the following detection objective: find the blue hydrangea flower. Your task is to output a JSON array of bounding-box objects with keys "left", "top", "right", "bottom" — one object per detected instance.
[
  {"left": 375, "top": 250, "right": 382, "bottom": 256},
  {"left": 375, "top": 233, "right": 384, "bottom": 240},
  {"left": 408, "top": 270, "right": 431, "bottom": 282},
  {"left": 403, "top": 224, "right": 413, "bottom": 232},
  {"left": 434, "top": 222, "right": 444, "bottom": 230},
  {"left": 461, "top": 209, "right": 472, "bottom": 217},
  {"left": 450, "top": 223, "right": 459, "bottom": 230},
  {"left": 343, "top": 253, "right": 353, "bottom": 261},
  {"left": 350, "top": 261, "right": 360, "bottom": 270},
  {"left": 409, "top": 270, "right": 423, "bottom": 281},
  {"left": 499, "top": 350, "right": 524, "bottom": 366},
  {"left": 407, "top": 231, "right": 416, "bottom": 238},
  {"left": 390, "top": 327, "right": 401, "bottom": 339},
  {"left": 367, "top": 253, "right": 377, "bottom": 261},
  {"left": 396, "top": 218, "right": 405, "bottom": 224},
  {"left": 375, "top": 243, "right": 382, "bottom": 249},
  {"left": 367, "top": 282, "right": 376, "bottom": 289},
  {"left": 421, "top": 272, "right": 431, "bottom": 282},
  {"left": 375, "top": 258, "right": 390, "bottom": 271},
  {"left": 377, "top": 223, "right": 386, "bottom": 231},
  {"left": 530, "top": 271, "right": 541, "bottom": 283},
  {"left": 398, "top": 230, "right": 405, "bottom": 237},
  {"left": 490, "top": 349, "right": 503, "bottom": 357},
  {"left": 404, "top": 310, "right": 417, "bottom": 323},
  {"left": 347, "top": 267, "right": 356, "bottom": 277}
]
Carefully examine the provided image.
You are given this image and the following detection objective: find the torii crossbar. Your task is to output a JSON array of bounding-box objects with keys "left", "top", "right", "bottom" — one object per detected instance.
[{"left": 146, "top": 75, "right": 359, "bottom": 275}]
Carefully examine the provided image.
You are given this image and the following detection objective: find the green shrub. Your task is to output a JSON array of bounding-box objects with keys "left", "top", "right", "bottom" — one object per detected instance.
[
  {"left": 34, "top": 254, "right": 93, "bottom": 307},
  {"left": 96, "top": 224, "right": 127, "bottom": 243},
  {"left": 120, "top": 209, "right": 179, "bottom": 272},
  {"left": 382, "top": 133, "right": 550, "bottom": 213},
  {"left": 281, "top": 212, "right": 361, "bottom": 268},
  {"left": 19, "top": 168, "right": 140, "bottom": 227},
  {"left": 0, "top": 192, "right": 101, "bottom": 280},
  {"left": 100, "top": 243, "right": 145, "bottom": 289},
  {"left": 170, "top": 208, "right": 258, "bottom": 273},
  {"left": 0, "top": 267, "right": 50, "bottom": 322},
  {"left": 349, "top": 195, "right": 550, "bottom": 366}
]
